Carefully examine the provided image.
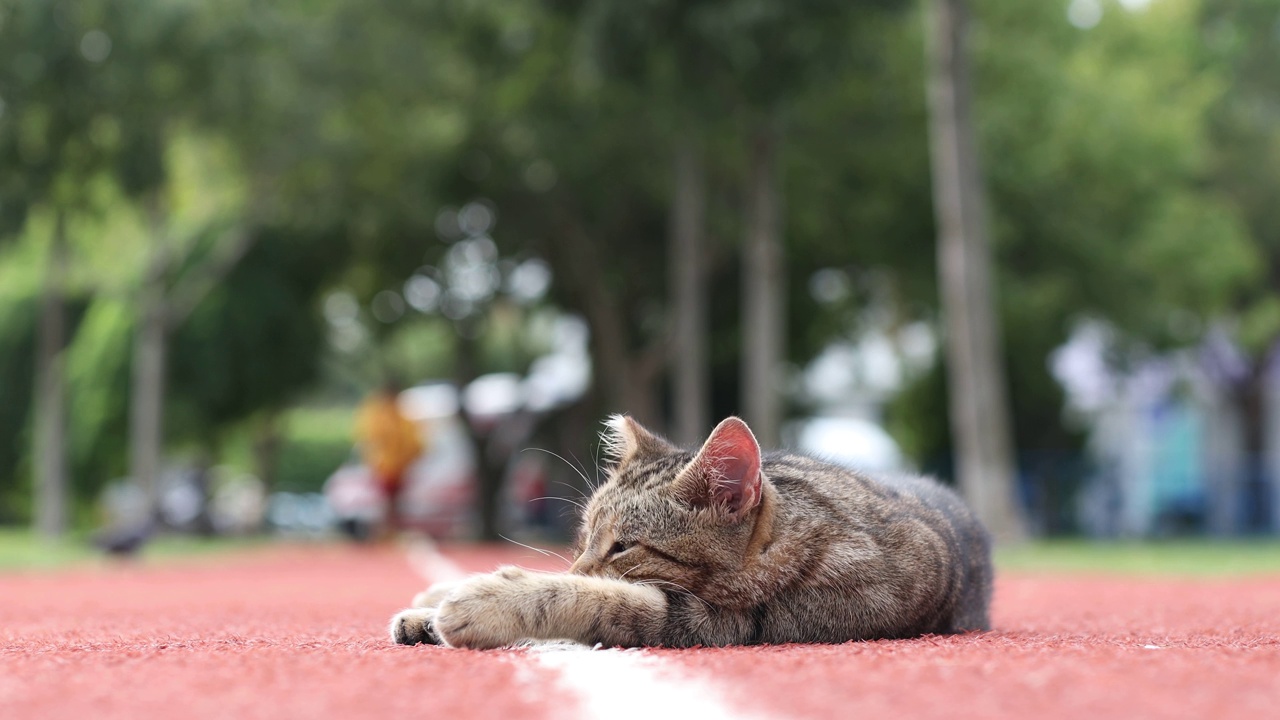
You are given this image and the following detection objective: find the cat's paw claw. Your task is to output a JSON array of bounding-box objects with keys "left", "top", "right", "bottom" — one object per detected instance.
[{"left": 390, "top": 608, "right": 441, "bottom": 646}]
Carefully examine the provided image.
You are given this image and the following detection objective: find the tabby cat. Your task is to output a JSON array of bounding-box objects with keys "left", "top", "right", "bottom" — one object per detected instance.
[{"left": 390, "top": 415, "right": 992, "bottom": 648}]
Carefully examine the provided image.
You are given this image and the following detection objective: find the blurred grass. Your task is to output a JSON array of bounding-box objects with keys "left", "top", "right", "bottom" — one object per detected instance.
[
  {"left": 6, "top": 529, "right": 1280, "bottom": 576},
  {"left": 274, "top": 406, "right": 356, "bottom": 492},
  {"left": 996, "top": 540, "right": 1280, "bottom": 576},
  {"left": 0, "top": 528, "right": 271, "bottom": 571}
]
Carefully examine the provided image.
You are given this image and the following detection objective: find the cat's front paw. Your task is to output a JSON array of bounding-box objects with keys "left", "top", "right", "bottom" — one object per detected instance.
[
  {"left": 390, "top": 608, "right": 441, "bottom": 645},
  {"left": 434, "top": 566, "right": 539, "bottom": 649}
]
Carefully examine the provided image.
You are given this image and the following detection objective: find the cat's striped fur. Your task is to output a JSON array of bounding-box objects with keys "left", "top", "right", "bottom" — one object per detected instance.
[{"left": 391, "top": 415, "right": 992, "bottom": 648}]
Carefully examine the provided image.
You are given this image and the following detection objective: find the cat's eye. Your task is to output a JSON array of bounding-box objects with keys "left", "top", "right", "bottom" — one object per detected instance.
[{"left": 607, "top": 541, "right": 630, "bottom": 557}]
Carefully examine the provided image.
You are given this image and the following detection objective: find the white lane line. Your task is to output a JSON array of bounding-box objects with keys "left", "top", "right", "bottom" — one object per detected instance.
[
  {"left": 533, "top": 646, "right": 772, "bottom": 720},
  {"left": 405, "top": 536, "right": 468, "bottom": 582},
  {"left": 403, "top": 539, "right": 773, "bottom": 720}
]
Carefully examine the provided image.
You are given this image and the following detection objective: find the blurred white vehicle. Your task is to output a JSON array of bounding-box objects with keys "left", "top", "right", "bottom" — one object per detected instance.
[
  {"left": 394, "top": 414, "right": 478, "bottom": 538},
  {"left": 788, "top": 416, "right": 907, "bottom": 473},
  {"left": 320, "top": 466, "right": 386, "bottom": 540}
]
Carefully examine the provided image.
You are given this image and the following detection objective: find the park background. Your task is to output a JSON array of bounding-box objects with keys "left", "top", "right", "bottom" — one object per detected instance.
[{"left": 3, "top": 0, "right": 1280, "bottom": 556}]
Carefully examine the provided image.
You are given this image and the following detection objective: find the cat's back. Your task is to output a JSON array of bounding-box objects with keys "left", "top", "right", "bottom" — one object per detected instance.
[
  {"left": 763, "top": 451, "right": 980, "bottom": 535},
  {"left": 761, "top": 450, "right": 992, "bottom": 634}
]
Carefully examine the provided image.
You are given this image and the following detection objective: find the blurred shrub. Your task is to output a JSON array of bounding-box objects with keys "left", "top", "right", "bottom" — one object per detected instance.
[{"left": 272, "top": 407, "right": 355, "bottom": 493}]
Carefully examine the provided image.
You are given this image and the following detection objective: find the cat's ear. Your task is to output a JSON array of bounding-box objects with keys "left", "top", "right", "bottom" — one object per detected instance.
[
  {"left": 601, "top": 414, "right": 671, "bottom": 465},
  {"left": 675, "top": 417, "right": 762, "bottom": 517}
]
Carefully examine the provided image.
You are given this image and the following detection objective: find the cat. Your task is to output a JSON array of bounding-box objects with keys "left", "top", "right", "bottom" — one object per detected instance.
[{"left": 390, "top": 414, "right": 992, "bottom": 648}]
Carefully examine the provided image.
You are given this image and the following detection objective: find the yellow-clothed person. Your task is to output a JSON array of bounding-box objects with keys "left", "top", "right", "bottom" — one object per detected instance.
[{"left": 355, "top": 385, "right": 426, "bottom": 523}]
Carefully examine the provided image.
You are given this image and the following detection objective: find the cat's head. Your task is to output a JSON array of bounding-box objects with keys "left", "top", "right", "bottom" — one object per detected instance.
[{"left": 570, "top": 415, "right": 767, "bottom": 598}]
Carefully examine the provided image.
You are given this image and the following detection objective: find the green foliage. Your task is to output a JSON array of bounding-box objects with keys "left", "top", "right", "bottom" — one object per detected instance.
[
  {"left": 168, "top": 227, "right": 346, "bottom": 444},
  {"left": 0, "top": 0, "right": 226, "bottom": 217},
  {"left": 2, "top": 0, "right": 1278, "bottom": 529},
  {"left": 1198, "top": 0, "right": 1280, "bottom": 356},
  {"left": 0, "top": 287, "right": 96, "bottom": 521},
  {"left": 890, "top": 0, "right": 1259, "bottom": 467},
  {"left": 569, "top": 0, "right": 909, "bottom": 111},
  {"left": 784, "top": 8, "right": 937, "bottom": 361},
  {"left": 64, "top": 298, "right": 134, "bottom": 496},
  {"left": 981, "top": 0, "right": 1255, "bottom": 344},
  {"left": 0, "top": 295, "right": 38, "bottom": 522}
]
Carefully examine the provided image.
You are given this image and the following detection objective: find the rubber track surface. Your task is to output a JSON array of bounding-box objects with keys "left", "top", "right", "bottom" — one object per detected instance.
[{"left": 3, "top": 545, "right": 1278, "bottom": 719}]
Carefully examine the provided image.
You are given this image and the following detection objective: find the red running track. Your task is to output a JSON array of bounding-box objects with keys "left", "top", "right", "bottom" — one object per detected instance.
[{"left": 3, "top": 544, "right": 1279, "bottom": 720}]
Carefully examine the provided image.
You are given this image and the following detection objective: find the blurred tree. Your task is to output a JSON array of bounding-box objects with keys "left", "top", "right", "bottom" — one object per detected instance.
[
  {"left": 561, "top": 0, "right": 725, "bottom": 442},
  {"left": 167, "top": 228, "right": 345, "bottom": 452},
  {"left": 669, "top": 136, "right": 710, "bottom": 445},
  {"left": 129, "top": 212, "right": 259, "bottom": 515},
  {"left": 571, "top": 0, "right": 909, "bottom": 446},
  {"left": 741, "top": 119, "right": 786, "bottom": 447},
  {"left": 925, "top": 0, "right": 1026, "bottom": 542},
  {"left": 0, "top": 0, "right": 379, "bottom": 522},
  {"left": 34, "top": 213, "right": 71, "bottom": 537},
  {"left": 0, "top": 0, "right": 170, "bottom": 535},
  {"left": 63, "top": 297, "right": 132, "bottom": 503},
  {"left": 119, "top": 0, "right": 432, "bottom": 511},
  {"left": 887, "top": 0, "right": 1255, "bottom": 532},
  {"left": 1199, "top": 0, "right": 1280, "bottom": 531},
  {"left": 445, "top": 0, "right": 914, "bottom": 448},
  {"left": 1, "top": 0, "right": 1268, "bottom": 543},
  {"left": 411, "top": 2, "right": 669, "bottom": 431},
  {"left": 77, "top": 1, "right": 264, "bottom": 515}
]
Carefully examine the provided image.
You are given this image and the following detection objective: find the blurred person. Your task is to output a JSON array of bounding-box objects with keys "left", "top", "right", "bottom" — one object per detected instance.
[{"left": 355, "top": 380, "right": 426, "bottom": 533}]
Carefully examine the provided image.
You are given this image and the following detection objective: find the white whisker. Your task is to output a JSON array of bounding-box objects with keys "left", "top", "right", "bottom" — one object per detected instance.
[
  {"left": 529, "top": 495, "right": 587, "bottom": 511},
  {"left": 569, "top": 449, "right": 603, "bottom": 493},
  {"left": 497, "top": 534, "right": 572, "bottom": 567},
  {"left": 524, "top": 446, "right": 592, "bottom": 485},
  {"left": 550, "top": 480, "right": 591, "bottom": 503}
]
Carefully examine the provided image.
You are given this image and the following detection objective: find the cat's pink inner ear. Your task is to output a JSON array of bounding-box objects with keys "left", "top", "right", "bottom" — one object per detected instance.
[{"left": 690, "top": 417, "right": 762, "bottom": 514}]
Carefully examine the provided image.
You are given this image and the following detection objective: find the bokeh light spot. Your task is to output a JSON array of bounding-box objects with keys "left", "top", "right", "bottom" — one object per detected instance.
[
  {"left": 1067, "top": 0, "right": 1103, "bottom": 29},
  {"left": 371, "top": 290, "right": 406, "bottom": 323},
  {"left": 80, "top": 29, "right": 112, "bottom": 63}
]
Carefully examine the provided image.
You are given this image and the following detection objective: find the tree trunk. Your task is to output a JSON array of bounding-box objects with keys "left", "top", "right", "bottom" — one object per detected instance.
[
  {"left": 925, "top": 0, "right": 1027, "bottom": 543},
  {"left": 452, "top": 330, "right": 504, "bottom": 541},
  {"left": 669, "top": 137, "right": 710, "bottom": 445},
  {"left": 741, "top": 123, "right": 785, "bottom": 448},
  {"left": 33, "top": 210, "right": 70, "bottom": 538},
  {"left": 547, "top": 219, "right": 664, "bottom": 429},
  {"left": 130, "top": 253, "right": 170, "bottom": 518},
  {"left": 126, "top": 206, "right": 256, "bottom": 520},
  {"left": 251, "top": 412, "right": 284, "bottom": 491},
  {"left": 1238, "top": 361, "right": 1271, "bottom": 534}
]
